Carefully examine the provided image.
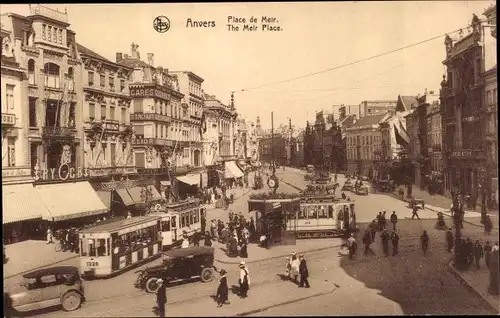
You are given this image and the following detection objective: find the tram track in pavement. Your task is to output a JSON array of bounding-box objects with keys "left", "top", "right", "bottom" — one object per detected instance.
[{"left": 80, "top": 248, "right": 339, "bottom": 307}]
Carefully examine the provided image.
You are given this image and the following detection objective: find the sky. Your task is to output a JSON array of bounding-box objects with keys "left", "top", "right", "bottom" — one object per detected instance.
[{"left": 1, "top": 1, "right": 495, "bottom": 129}]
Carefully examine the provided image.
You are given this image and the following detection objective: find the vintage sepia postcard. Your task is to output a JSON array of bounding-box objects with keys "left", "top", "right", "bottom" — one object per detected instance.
[{"left": 1, "top": 1, "right": 498, "bottom": 317}]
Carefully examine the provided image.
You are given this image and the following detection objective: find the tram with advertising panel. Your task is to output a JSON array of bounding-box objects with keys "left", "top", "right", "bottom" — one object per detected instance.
[
  {"left": 78, "top": 215, "right": 162, "bottom": 278},
  {"left": 287, "top": 171, "right": 358, "bottom": 238},
  {"left": 149, "top": 198, "right": 203, "bottom": 250}
]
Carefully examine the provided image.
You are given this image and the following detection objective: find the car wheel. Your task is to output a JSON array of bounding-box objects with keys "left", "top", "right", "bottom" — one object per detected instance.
[
  {"left": 200, "top": 268, "right": 214, "bottom": 283},
  {"left": 61, "top": 291, "right": 82, "bottom": 311},
  {"left": 145, "top": 277, "right": 161, "bottom": 293}
]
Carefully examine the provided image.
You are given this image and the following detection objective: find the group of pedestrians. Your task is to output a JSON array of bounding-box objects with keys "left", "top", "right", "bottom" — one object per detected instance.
[
  {"left": 446, "top": 229, "right": 499, "bottom": 271},
  {"left": 284, "top": 252, "right": 310, "bottom": 288},
  {"left": 215, "top": 261, "right": 251, "bottom": 307}
]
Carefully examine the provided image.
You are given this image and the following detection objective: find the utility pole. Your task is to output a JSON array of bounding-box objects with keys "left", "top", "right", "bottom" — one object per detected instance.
[{"left": 271, "top": 111, "right": 275, "bottom": 175}]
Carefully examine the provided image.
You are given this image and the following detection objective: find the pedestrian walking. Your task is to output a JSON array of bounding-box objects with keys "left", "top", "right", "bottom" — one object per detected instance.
[
  {"left": 192, "top": 231, "right": 201, "bottom": 246},
  {"left": 362, "top": 230, "right": 375, "bottom": 255},
  {"left": 391, "top": 230, "right": 399, "bottom": 256},
  {"left": 377, "top": 212, "right": 383, "bottom": 231},
  {"left": 390, "top": 211, "right": 398, "bottom": 231},
  {"left": 473, "top": 240, "right": 484, "bottom": 269},
  {"left": 380, "top": 229, "right": 390, "bottom": 256},
  {"left": 240, "top": 236, "right": 248, "bottom": 258},
  {"left": 204, "top": 231, "right": 212, "bottom": 247},
  {"left": 298, "top": 254, "right": 310, "bottom": 288},
  {"left": 381, "top": 211, "right": 387, "bottom": 230},
  {"left": 46, "top": 227, "right": 53, "bottom": 244},
  {"left": 155, "top": 278, "right": 167, "bottom": 317},
  {"left": 484, "top": 241, "right": 493, "bottom": 268},
  {"left": 216, "top": 269, "right": 229, "bottom": 307},
  {"left": 411, "top": 206, "right": 420, "bottom": 220},
  {"left": 446, "top": 228, "right": 454, "bottom": 253},
  {"left": 347, "top": 233, "right": 357, "bottom": 259},
  {"left": 466, "top": 238, "right": 474, "bottom": 267},
  {"left": 238, "top": 261, "right": 250, "bottom": 298},
  {"left": 369, "top": 220, "right": 377, "bottom": 242},
  {"left": 290, "top": 252, "right": 300, "bottom": 283},
  {"left": 421, "top": 230, "right": 429, "bottom": 255}
]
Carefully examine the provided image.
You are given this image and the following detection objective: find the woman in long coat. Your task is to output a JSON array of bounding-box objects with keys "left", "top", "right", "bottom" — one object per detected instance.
[
  {"left": 216, "top": 269, "right": 229, "bottom": 307},
  {"left": 290, "top": 253, "right": 300, "bottom": 284}
]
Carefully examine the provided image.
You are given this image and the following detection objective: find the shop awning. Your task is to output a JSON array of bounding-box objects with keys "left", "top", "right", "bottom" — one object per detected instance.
[
  {"left": 225, "top": 161, "right": 244, "bottom": 179},
  {"left": 96, "top": 191, "right": 112, "bottom": 209},
  {"left": 36, "top": 181, "right": 108, "bottom": 222},
  {"left": 127, "top": 186, "right": 162, "bottom": 205},
  {"left": 2, "top": 184, "right": 48, "bottom": 225},
  {"left": 115, "top": 188, "right": 135, "bottom": 206},
  {"left": 177, "top": 174, "right": 200, "bottom": 186}
]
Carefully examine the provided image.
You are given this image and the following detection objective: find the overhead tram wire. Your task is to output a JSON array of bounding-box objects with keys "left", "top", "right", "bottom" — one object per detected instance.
[{"left": 235, "top": 26, "right": 467, "bottom": 93}]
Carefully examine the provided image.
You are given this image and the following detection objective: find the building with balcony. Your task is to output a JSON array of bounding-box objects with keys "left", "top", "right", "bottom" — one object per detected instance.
[
  {"left": 246, "top": 120, "right": 260, "bottom": 163},
  {"left": 117, "top": 43, "right": 188, "bottom": 200},
  {"left": 483, "top": 4, "right": 497, "bottom": 206},
  {"left": 1, "top": 5, "right": 109, "bottom": 242},
  {"left": 170, "top": 70, "right": 204, "bottom": 168},
  {"left": 440, "top": 14, "right": 488, "bottom": 199},
  {"left": 202, "top": 92, "right": 242, "bottom": 184}
]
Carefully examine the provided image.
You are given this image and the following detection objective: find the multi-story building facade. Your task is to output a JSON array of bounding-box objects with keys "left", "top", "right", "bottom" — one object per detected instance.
[
  {"left": 440, "top": 14, "right": 487, "bottom": 199},
  {"left": 294, "top": 130, "right": 305, "bottom": 168},
  {"left": 235, "top": 118, "right": 248, "bottom": 161},
  {"left": 2, "top": 6, "right": 108, "bottom": 242},
  {"left": 338, "top": 104, "right": 361, "bottom": 119},
  {"left": 345, "top": 113, "right": 389, "bottom": 177},
  {"left": 259, "top": 132, "right": 287, "bottom": 166},
  {"left": 1, "top": 24, "right": 30, "bottom": 184},
  {"left": 246, "top": 120, "right": 259, "bottom": 162},
  {"left": 117, "top": 44, "right": 188, "bottom": 200},
  {"left": 201, "top": 108, "right": 219, "bottom": 167},
  {"left": 202, "top": 93, "right": 242, "bottom": 183},
  {"left": 78, "top": 43, "right": 146, "bottom": 214},
  {"left": 426, "top": 96, "right": 443, "bottom": 189},
  {"left": 170, "top": 70, "right": 204, "bottom": 167},
  {"left": 483, "top": 4, "right": 497, "bottom": 207}
]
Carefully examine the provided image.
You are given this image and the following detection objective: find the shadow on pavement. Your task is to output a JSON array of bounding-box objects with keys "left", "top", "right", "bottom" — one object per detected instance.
[{"left": 338, "top": 219, "right": 497, "bottom": 315}]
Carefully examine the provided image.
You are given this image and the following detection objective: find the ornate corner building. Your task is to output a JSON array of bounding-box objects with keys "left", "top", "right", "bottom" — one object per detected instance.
[{"left": 440, "top": 13, "right": 496, "bottom": 206}]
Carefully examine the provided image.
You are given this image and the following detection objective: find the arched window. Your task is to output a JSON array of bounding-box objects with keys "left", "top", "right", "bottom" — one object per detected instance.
[
  {"left": 44, "top": 63, "right": 60, "bottom": 88},
  {"left": 67, "top": 67, "right": 74, "bottom": 91},
  {"left": 28, "top": 59, "right": 36, "bottom": 85}
]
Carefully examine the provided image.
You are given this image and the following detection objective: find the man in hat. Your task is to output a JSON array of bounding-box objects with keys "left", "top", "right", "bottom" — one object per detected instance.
[
  {"left": 347, "top": 233, "right": 357, "bottom": 259},
  {"left": 298, "top": 254, "right": 310, "bottom": 288},
  {"left": 380, "top": 228, "right": 390, "bottom": 256},
  {"left": 473, "top": 240, "right": 484, "bottom": 269},
  {"left": 238, "top": 261, "right": 250, "bottom": 298},
  {"left": 421, "top": 230, "right": 429, "bottom": 255},
  {"left": 390, "top": 211, "right": 398, "bottom": 231},
  {"left": 155, "top": 278, "right": 167, "bottom": 317}
]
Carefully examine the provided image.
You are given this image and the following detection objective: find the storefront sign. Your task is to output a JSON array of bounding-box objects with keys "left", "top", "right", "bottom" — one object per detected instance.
[
  {"left": 130, "top": 113, "right": 171, "bottom": 123},
  {"left": 137, "top": 168, "right": 171, "bottom": 175},
  {"left": 130, "top": 85, "right": 170, "bottom": 100},
  {"left": 88, "top": 166, "right": 137, "bottom": 177},
  {"left": 450, "top": 150, "right": 473, "bottom": 159},
  {"left": 2, "top": 167, "right": 31, "bottom": 178},
  {"left": 1, "top": 113, "right": 15, "bottom": 126},
  {"left": 132, "top": 138, "right": 174, "bottom": 147},
  {"left": 34, "top": 164, "right": 90, "bottom": 182}
]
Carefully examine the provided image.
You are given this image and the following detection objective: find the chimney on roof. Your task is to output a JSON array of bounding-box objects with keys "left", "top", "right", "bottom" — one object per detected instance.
[
  {"left": 147, "top": 53, "right": 154, "bottom": 66},
  {"left": 116, "top": 52, "right": 123, "bottom": 63},
  {"left": 130, "top": 42, "right": 140, "bottom": 59}
]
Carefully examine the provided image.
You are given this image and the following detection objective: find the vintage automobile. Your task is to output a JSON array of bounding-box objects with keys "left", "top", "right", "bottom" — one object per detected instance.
[
  {"left": 306, "top": 164, "right": 315, "bottom": 173},
  {"left": 4, "top": 266, "right": 85, "bottom": 315},
  {"left": 134, "top": 246, "right": 217, "bottom": 293}
]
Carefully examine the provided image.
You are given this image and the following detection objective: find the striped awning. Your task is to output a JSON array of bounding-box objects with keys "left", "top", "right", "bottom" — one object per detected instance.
[
  {"left": 36, "top": 181, "right": 108, "bottom": 222},
  {"left": 177, "top": 174, "right": 200, "bottom": 186},
  {"left": 225, "top": 161, "right": 244, "bottom": 179},
  {"left": 127, "top": 186, "right": 162, "bottom": 204},
  {"left": 115, "top": 188, "right": 135, "bottom": 206},
  {"left": 2, "top": 184, "right": 48, "bottom": 224}
]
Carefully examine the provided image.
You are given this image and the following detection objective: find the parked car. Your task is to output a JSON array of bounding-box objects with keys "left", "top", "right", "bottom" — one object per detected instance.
[
  {"left": 134, "top": 246, "right": 217, "bottom": 293},
  {"left": 4, "top": 266, "right": 85, "bottom": 315},
  {"left": 357, "top": 184, "right": 370, "bottom": 195}
]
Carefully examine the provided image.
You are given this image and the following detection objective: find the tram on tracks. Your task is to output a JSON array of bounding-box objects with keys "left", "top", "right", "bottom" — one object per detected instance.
[
  {"left": 78, "top": 215, "right": 162, "bottom": 278},
  {"left": 286, "top": 172, "right": 358, "bottom": 238},
  {"left": 149, "top": 198, "right": 203, "bottom": 250}
]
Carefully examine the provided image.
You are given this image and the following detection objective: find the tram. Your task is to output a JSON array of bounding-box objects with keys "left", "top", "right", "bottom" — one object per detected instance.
[
  {"left": 78, "top": 215, "right": 162, "bottom": 278},
  {"left": 149, "top": 198, "right": 203, "bottom": 250},
  {"left": 287, "top": 170, "right": 358, "bottom": 238}
]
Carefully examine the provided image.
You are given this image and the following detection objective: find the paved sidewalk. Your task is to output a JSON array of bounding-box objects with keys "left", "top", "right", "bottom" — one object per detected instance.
[
  {"left": 4, "top": 240, "right": 78, "bottom": 279},
  {"left": 448, "top": 260, "right": 500, "bottom": 313},
  {"left": 213, "top": 238, "right": 342, "bottom": 264}
]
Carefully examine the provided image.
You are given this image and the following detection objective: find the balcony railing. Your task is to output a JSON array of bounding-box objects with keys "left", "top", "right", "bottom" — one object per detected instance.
[{"left": 42, "top": 126, "right": 76, "bottom": 138}]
